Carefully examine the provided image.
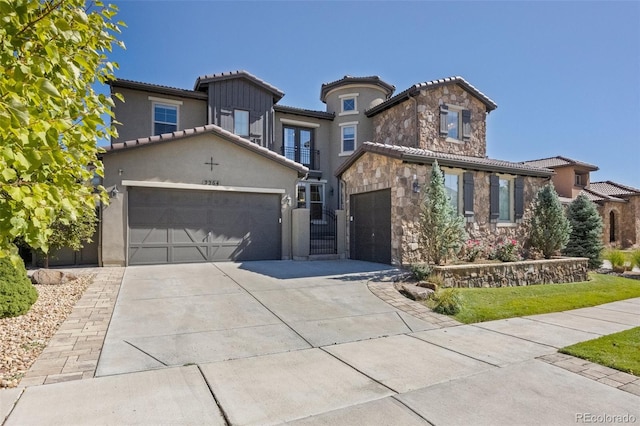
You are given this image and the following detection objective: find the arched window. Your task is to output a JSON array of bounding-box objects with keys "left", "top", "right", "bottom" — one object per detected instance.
[{"left": 609, "top": 211, "right": 616, "bottom": 243}]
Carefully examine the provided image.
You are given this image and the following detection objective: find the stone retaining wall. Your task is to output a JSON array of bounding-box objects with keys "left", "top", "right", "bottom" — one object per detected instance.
[{"left": 431, "top": 257, "right": 589, "bottom": 288}]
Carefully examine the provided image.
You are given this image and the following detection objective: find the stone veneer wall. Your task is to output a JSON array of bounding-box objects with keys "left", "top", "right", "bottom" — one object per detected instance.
[
  {"left": 372, "top": 85, "right": 487, "bottom": 157},
  {"left": 431, "top": 257, "right": 589, "bottom": 288},
  {"left": 341, "top": 152, "right": 549, "bottom": 265},
  {"left": 599, "top": 197, "right": 640, "bottom": 248}
]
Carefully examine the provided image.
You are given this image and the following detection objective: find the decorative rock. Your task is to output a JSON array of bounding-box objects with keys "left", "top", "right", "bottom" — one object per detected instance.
[
  {"left": 31, "top": 269, "right": 65, "bottom": 285},
  {"left": 397, "top": 283, "right": 434, "bottom": 301}
]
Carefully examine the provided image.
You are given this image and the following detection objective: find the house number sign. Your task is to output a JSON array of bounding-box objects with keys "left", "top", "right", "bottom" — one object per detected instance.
[{"left": 202, "top": 179, "right": 219, "bottom": 186}]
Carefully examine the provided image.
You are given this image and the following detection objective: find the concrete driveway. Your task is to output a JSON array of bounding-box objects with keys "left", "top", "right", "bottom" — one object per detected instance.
[{"left": 4, "top": 261, "right": 640, "bottom": 425}]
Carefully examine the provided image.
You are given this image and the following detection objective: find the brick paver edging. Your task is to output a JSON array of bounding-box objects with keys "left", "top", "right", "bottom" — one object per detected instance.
[
  {"left": 538, "top": 353, "right": 640, "bottom": 397},
  {"left": 367, "top": 280, "right": 461, "bottom": 328},
  {"left": 19, "top": 267, "right": 125, "bottom": 387}
]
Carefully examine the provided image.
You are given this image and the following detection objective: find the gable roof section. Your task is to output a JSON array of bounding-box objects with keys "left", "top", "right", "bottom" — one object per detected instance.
[
  {"left": 366, "top": 76, "right": 497, "bottom": 117},
  {"left": 320, "top": 75, "right": 395, "bottom": 102},
  {"left": 193, "top": 70, "right": 285, "bottom": 102},
  {"left": 103, "top": 124, "right": 308, "bottom": 177},
  {"left": 274, "top": 105, "right": 335, "bottom": 120},
  {"left": 110, "top": 79, "right": 208, "bottom": 100},
  {"left": 335, "top": 142, "right": 554, "bottom": 178},
  {"left": 523, "top": 156, "right": 599, "bottom": 171},
  {"left": 579, "top": 187, "right": 626, "bottom": 203}
]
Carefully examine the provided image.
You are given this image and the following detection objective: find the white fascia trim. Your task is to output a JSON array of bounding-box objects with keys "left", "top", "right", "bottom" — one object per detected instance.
[
  {"left": 148, "top": 96, "right": 183, "bottom": 105},
  {"left": 280, "top": 118, "right": 321, "bottom": 128},
  {"left": 122, "top": 180, "right": 285, "bottom": 195}
]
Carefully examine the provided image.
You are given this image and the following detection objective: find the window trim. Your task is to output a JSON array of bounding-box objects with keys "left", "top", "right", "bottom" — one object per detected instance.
[
  {"left": 440, "top": 104, "right": 471, "bottom": 142},
  {"left": 233, "top": 109, "right": 250, "bottom": 137},
  {"left": 297, "top": 180, "right": 327, "bottom": 223},
  {"left": 443, "top": 171, "right": 463, "bottom": 215},
  {"left": 497, "top": 175, "right": 515, "bottom": 224},
  {"left": 283, "top": 125, "right": 315, "bottom": 169},
  {"left": 151, "top": 101, "right": 180, "bottom": 136},
  {"left": 339, "top": 121, "right": 358, "bottom": 155},
  {"left": 339, "top": 93, "right": 359, "bottom": 116}
]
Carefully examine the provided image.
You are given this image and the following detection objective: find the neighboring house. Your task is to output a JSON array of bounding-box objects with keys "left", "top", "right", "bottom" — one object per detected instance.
[
  {"left": 100, "top": 70, "right": 553, "bottom": 266},
  {"left": 523, "top": 156, "right": 640, "bottom": 248}
]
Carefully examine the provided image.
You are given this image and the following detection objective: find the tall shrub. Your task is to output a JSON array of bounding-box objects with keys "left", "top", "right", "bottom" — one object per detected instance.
[
  {"left": 419, "top": 161, "right": 466, "bottom": 265},
  {"left": 528, "top": 183, "right": 571, "bottom": 259},
  {"left": 562, "top": 194, "right": 603, "bottom": 268},
  {"left": 0, "top": 257, "right": 38, "bottom": 318}
]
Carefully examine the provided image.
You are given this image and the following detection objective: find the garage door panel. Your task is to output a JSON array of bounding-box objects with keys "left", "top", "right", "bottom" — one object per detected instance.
[
  {"left": 351, "top": 189, "right": 391, "bottom": 264},
  {"left": 128, "top": 187, "right": 281, "bottom": 265}
]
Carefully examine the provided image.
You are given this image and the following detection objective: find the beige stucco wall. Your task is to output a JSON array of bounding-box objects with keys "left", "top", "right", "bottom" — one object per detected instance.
[
  {"left": 101, "top": 133, "right": 300, "bottom": 265},
  {"left": 372, "top": 85, "right": 488, "bottom": 157},
  {"left": 341, "top": 152, "right": 548, "bottom": 265},
  {"left": 111, "top": 87, "right": 207, "bottom": 144}
]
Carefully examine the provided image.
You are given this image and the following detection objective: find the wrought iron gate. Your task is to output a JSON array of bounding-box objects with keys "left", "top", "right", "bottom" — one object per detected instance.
[{"left": 310, "top": 209, "right": 337, "bottom": 255}]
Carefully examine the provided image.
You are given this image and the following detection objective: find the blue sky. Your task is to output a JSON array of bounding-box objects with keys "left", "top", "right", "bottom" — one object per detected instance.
[{"left": 105, "top": 1, "right": 640, "bottom": 188}]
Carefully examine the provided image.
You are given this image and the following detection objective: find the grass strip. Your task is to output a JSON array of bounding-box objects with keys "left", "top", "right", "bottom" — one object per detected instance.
[
  {"left": 560, "top": 327, "right": 640, "bottom": 376},
  {"left": 450, "top": 273, "right": 640, "bottom": 324}
]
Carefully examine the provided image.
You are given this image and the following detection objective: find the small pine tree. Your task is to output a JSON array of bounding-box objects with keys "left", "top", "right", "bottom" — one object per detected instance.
[
  {"left": 528, "top": 183, "right": 571, "bottom": 259},
  {"left": 562, "top": 194, "right": 604, "bottom": 268},
  {"left": 419, "top": 161, "right": 467, "bottom": 265}
]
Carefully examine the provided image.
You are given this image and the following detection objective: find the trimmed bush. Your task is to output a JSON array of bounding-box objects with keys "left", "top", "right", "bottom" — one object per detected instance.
[
  {"left": 410, "top": 263, "right": 432, "bottom": 281},
  {"left": 429, "top": 287, "right": 463, "bottom": 315},
  {"left": 0, "top": 257, "right": 38, "bottom": 318}
]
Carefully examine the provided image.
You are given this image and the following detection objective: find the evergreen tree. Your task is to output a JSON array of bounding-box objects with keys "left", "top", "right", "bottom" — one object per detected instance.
[
  {"left": 528, "top": 183, "right": 571, "bottom": 258},
  {"left": 563, "top": 194, "right": 603, "bottom": 268},
  {"left": 419, "top": 161, "right": 466, "bottom": 265}
]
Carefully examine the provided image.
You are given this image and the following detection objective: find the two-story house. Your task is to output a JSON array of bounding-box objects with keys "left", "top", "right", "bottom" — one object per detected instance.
[
  {"left": 523, "top": 156, "right": 640, "bottom": 248},
  {"left": 100, "top": 71, "right": 553, "bottom": 266}
]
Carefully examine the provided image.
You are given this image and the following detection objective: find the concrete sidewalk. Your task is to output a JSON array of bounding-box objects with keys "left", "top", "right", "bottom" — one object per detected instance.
[{"left": 2, "top": 261, "right": 639, "bottom": 425}]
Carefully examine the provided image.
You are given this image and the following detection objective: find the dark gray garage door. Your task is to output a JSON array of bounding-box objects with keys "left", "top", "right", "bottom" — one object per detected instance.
[
  {"left": 350, "top": 189, "right": 391, "bottom": 264},
  {"left": 128, "top": 187, "right": 281, "bottom": 265}
]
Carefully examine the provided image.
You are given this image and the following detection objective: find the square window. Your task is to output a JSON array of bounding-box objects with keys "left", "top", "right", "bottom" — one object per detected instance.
[
  {"left": 153, "top": 103, "right": 178, "bottom": 135},
  {"left": 234, "top": 110, "right": 249, "bottom": 137},
  {"left": 342, "top": 98, "right": 355, "bottom": 112},
  {"left": 341, "top": 125, "right": 356, "bottom": 153}
]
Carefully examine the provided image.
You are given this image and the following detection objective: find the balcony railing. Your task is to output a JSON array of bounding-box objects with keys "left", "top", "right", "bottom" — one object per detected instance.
[{"left": 282, "top": 146, "right": 319, "bottom": 170}]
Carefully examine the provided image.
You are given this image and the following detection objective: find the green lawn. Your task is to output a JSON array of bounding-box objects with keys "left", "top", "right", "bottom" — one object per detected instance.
[
  {"left": 560, "top": 327, "right": 640, "bottom": 376},
  {"left": 451, "top": 273, "right": 640, "bottom": 324}
]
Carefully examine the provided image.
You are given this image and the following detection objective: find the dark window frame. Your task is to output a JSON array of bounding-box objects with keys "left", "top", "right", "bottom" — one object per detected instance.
[{"left": 282, "top": 125, "right": 315, "bottom": 169}]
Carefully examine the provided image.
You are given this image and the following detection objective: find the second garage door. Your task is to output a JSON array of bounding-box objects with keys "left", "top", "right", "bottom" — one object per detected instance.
[
  {"left": 350, "top": 189, "right": 391, "bottom": 264},
  {"left": 128, "top": 187, "right": 281, "bottom": 265}
]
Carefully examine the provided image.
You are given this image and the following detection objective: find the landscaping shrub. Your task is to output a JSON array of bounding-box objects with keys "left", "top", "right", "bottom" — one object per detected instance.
[
  {"left": 562, "top": 194, "right": 603, "bottom": 269},
  {"left": 410, "top": 263, "right": 432, "bottom": 281},
  {"left": 426, "top": 273, "right": 445, "bottom": 288},
  {"left": 605, "top": 250, "right": 627, "bottom": 272},
  {"left": 488, "top": 237, "right": 520, "bottom": 262},
  {"left": 0, "top": 257, "right": 38, "bottom": 318},
  {"left": 429, "top": 288, "right": 463, "bottom": 315},
  {"left": 528, "top": 183, "right": 571, "bottom": 258},
  {"left": 418, "top": 160, "right": 467, "bottom": 265},
  {"left": 632, "top": 250, "right": 640, "bottom": 270},
  {"left": 461, "top": 239, "right": 486, "bottom": 262}
]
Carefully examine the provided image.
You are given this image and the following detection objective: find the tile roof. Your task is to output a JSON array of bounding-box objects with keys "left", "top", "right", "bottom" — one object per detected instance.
[
  {"left": 110, "top": 79, "right": 208, "bottom": 100},
  {"left": 335, "top": 142, "right": 554, "bottom": 177},
  {"left": 320, "top": 75, "right": 395, "bottom": 102},
  {"left": 588, "top": 181, "right": 640, "bottom": 197},
  {"left": 522, "top": 156, "right": 599, "bottom": 171},
  {"left": 365, "top": 76, "right": 498, "bottom": 117},
  {"left": 193, "top": 70, "right": 285, "bottom": 101},
  {"left": 579, "top": 188, "right": 626, "bottom": 203},
  {"left": 273, "top": 104, "right": 335, "bottom": 120},
  {"left": 103, "top": 124, "right": 308, "bottom": 176}
]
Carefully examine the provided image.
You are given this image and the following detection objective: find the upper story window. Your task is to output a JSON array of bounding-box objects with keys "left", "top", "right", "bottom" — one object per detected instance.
[
  {"left": 439, "top": 104, "right": 471, "bottom": 141},
  {"left": 339, "top": 93, "right": 358, "bottom": 116},
  {"left": 575, "top": 173, "right": 586, "bottom": 187},
  {"left": 153, "top": 103, "right": 178, "bottom": 135},
  {"left": 234, "top": 109, "right": 249, "bottom": 137},
  {"left": 340, "top": 122, "right": 357, "bottom": 155},
  {"left": 283, "top": 125, "right": 314, "bottom": 169}
]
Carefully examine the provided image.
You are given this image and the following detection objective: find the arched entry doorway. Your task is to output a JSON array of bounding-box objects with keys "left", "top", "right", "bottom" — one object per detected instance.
[{"left": 609, "top": 211, "right": 616, "bottom": 243}]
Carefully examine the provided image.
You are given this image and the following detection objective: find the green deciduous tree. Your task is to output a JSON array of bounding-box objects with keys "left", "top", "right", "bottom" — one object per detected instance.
[
  {"left": 562, "top": 194, "right": 604, "bottom": 269},
  {"left": 419, "top": 161, "right": 467, "bottom": 265},
  {"left": 0, "top": 0, "right": 124, "bottom": 259},
  {"left": 528, "top": 183, "right": 571, "bottom": 259},
  {"left": 40, "top": 203, "right": 98, "bottom": 268}
]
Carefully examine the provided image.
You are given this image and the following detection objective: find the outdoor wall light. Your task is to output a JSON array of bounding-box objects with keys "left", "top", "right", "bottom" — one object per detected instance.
[
  {"left": 412, "top": 174, "right": 420, "bottom": 193},
  {"left": 110, "top": 185, "right": 120, "bottom": 198},
  {"left": 281, "top": 194, "right": 292, "bottom": 208}
]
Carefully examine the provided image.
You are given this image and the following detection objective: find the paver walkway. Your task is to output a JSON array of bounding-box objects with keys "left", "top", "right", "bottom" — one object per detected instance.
[{"left": 19, "top": 267, "right": 124, "bottom": 387}]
